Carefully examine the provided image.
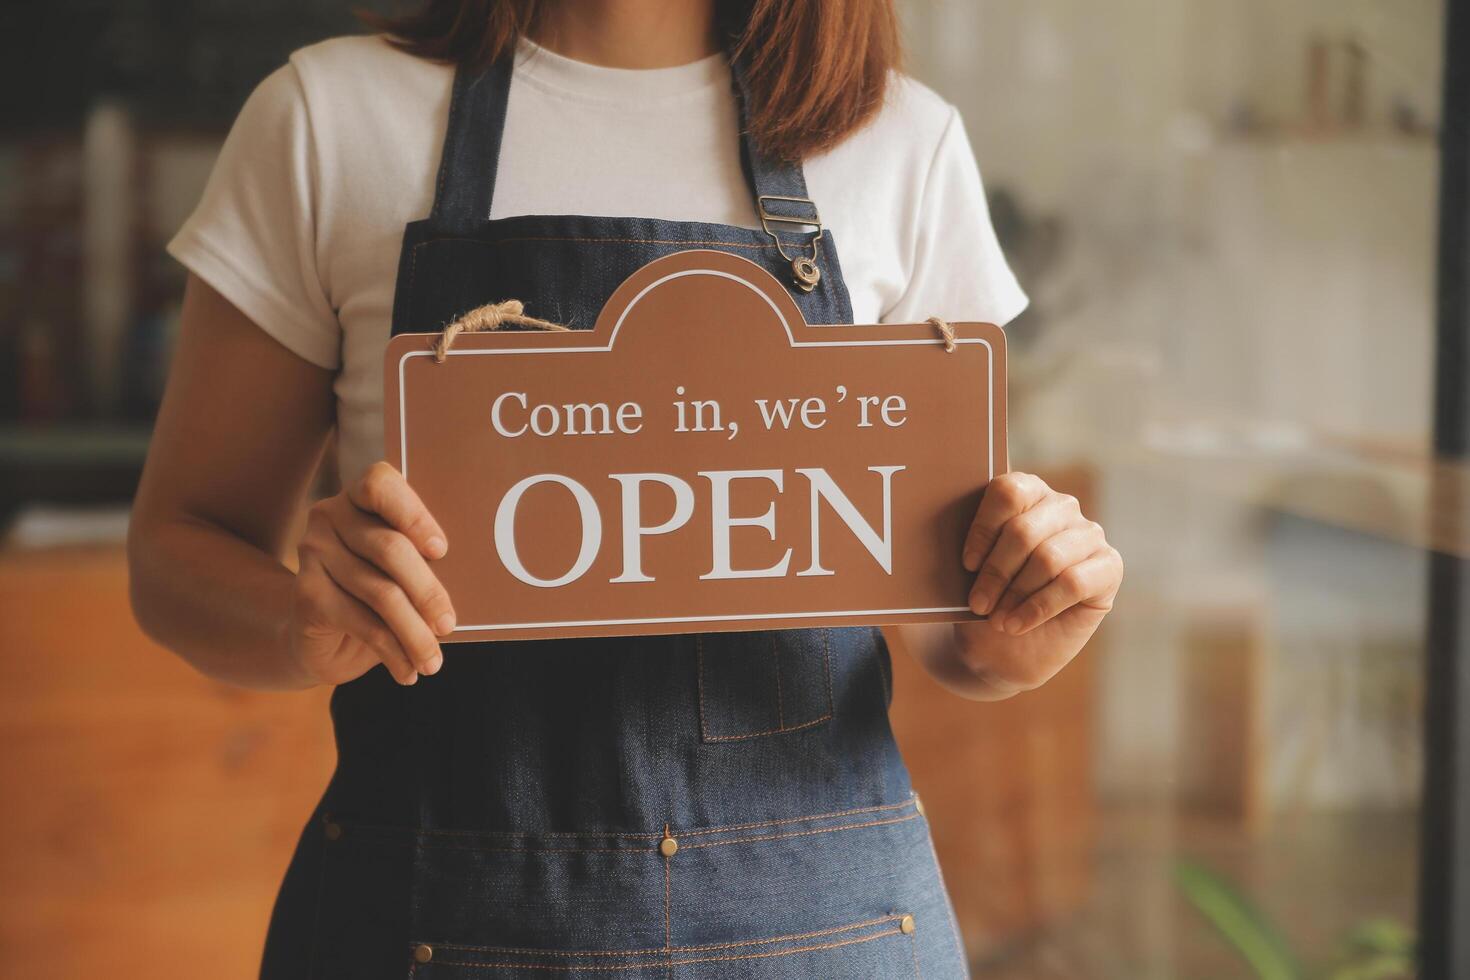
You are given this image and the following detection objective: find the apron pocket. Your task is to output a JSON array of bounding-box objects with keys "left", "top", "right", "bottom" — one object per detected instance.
[
  {"left": 410, "top": 914, "right": 918, "bottom": 979},
  {"left": 696, "top": 629, "right": 834, "bottom": 742}
]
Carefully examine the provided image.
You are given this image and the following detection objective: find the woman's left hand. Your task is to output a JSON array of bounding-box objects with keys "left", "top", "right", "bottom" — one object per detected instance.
[{"left": 954, "top": 471, "right": 1123, "bottom": 690}]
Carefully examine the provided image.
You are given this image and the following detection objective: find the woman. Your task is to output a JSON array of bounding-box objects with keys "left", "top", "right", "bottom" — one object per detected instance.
[{"left": 129, "top": 1, "right": 1123, "bottom": 976}]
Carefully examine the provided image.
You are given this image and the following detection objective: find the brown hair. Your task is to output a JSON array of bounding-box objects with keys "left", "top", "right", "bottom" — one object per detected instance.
[{"left": 360, "top": 0, "right": 902, "bottom": 161}]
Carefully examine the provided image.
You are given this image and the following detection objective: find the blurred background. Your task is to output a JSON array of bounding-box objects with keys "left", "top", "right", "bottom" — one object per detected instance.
[{"left": 0, "top": 0, "right": 1462, "bottom": 977}]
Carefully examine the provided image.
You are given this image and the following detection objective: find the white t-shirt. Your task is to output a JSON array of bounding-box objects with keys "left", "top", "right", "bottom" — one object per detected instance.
[{"left": 168, "top": 35, "right": 1027, "bottom": 485}]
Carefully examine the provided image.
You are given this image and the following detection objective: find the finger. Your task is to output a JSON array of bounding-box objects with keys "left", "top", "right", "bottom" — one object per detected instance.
[
  {"left": 318, "top": 530, "right": 444, "bottom": 675},
  {"left": 348, "top": 461, "right": 448, "bottom": 560},
  {"left": 322, "top": 585, "right": 421, "bottom": 685},
  {"left": 968, "top": 494, "right": 1081, "bottom": 616},
  {"left": 987, "top": 521, "right": 1103, "bottom": 623},
  {"left": 962, "top": 472, "right": 1049, "bottom": 574},
  {"left": 1001, "top": 549, "right": 1121, "bottom": 636},
  {"left": 337, "top": 512, "right": 457, "bottom": 638},
  {"left": 300, "top": 560, "right": 419, "bottom": 684}
]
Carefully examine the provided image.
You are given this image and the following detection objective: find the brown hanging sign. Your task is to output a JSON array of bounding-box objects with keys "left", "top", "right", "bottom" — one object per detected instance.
[{"left": 384, "top": 249, "right": 1008, "bottom": 642}]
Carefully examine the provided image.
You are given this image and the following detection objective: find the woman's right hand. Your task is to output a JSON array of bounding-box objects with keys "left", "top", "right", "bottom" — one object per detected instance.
[{"left": 290, "top": 461, "right": 456, "bottom": 686}]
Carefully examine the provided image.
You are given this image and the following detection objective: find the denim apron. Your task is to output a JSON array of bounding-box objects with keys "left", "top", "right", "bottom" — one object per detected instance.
[{"left": 259, "top": 50, "right": 970, "bottom": 980}]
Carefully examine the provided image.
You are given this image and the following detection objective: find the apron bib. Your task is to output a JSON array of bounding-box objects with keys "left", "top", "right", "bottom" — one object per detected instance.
[{"left": 259, "top": 50, "right": 970, "bottom": 980}]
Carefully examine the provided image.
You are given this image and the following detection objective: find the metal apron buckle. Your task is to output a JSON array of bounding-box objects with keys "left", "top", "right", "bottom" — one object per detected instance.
[{"left": 758, "top": 194, "right": 824, "bottom": 292}]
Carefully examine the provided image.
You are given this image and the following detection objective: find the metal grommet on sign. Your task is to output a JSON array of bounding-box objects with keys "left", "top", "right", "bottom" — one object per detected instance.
[
  {"left": 413, "top": 944, "right": 434, "bottom": 964},
  {"left": 900, "top": 914, "right": 917, "bottom": 935},
  {"left": 659, "top": 835, "right": 679, "bottom": 857}
]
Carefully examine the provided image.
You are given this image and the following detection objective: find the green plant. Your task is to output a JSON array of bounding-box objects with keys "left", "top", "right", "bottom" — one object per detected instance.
[{"left": 1172, "top": 859, "right": 1416, "bottom": 980}]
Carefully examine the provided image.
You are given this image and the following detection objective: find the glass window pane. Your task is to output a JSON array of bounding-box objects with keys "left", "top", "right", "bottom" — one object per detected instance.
[{"left": 891, "top": 1, "right": 1444, "bottom": 975}]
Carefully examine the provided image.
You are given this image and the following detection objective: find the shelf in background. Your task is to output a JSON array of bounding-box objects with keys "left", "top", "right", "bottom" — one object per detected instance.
[
  {"left": 1123, "top": 419, "right": 1470, "bottom": 559},
  {"left": 0, "top": 424, "right": 152, "bottom": 520}
]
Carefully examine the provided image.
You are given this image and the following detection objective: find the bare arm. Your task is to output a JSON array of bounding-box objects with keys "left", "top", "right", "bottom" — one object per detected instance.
[{"left": 128, "top": 276, "right": 456, "bottom": 691}]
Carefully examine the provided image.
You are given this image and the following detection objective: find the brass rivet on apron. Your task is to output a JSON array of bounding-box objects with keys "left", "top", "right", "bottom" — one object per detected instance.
[
  {"left": 659, "top": 835, "right": 679, "bottom": 857},
  {"left": 900, "top": 914, "right": 916, "bottom": 935},
  {"left": 413, "top": 944, "right": 434, "bottom": 964},
  {"left": 914, "top": 795, "right": 926, "bottom": 817},
  {"left": 323, "top": 820, "right": 342, "bottom": 841},
  {"left": 791, "top": 255, "right": 821, "bottom": 292}
]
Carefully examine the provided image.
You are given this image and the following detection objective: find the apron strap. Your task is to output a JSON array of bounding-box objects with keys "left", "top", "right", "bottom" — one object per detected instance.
[
  {"left": 430, "top": 54, "right": 514, "bottom": 225},
  {"left": 428, "top": 43, "right": 820, "bottom": 233},
  {"left": 728, "top": 56, "right": 823, "bottom": 246}
]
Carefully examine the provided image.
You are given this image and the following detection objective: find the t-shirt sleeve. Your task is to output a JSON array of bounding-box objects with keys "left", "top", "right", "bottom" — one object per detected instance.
[
  {"left": 166, "top": 64, "right": 342, "bottom": 369},
  {"left": 882, "top": 107, "right": 1028, "bottom": 328}
]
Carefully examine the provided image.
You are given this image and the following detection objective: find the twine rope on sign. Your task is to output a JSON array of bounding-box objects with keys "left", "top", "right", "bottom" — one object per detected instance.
[
  {"left": 433, "top": 300, "right": 570, "bottom": 361},
  {"left": 926, "top": 316, "right": 958, "bottom": 353}
]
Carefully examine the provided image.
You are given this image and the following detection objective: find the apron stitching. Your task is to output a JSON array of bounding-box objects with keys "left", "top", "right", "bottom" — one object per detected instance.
[
  {"left": 675, "top": 798, "right": 914, "bottom": 837},
  {"left": 408, "top": 236, "right": 789, "bottom": 303},
  {"left": 699, "top": 712, "right": 832, "bottom": 742},
  {"left": 910, "top": 931, "right": 923, "bottom": 979},
  {"left": 404, "top": 232, "right": 826, "bottom": 319},
  {"left": 325, "top": 798, "right": 916, "bottom": 845},
  {"left": 416, "top": 235, "right": 789, "bottom": 251},
  {"left": 430, "top": 928, "right": 906, "bottom": 971},
  {"left": 698, "top": 630, "right": 839, "bottom": 741},
  {"left": 348, "top": 840, "right": 648, "bottom": 854},
  {"left": 679, "top": 811, "right": 920, "bottom": 850},
  {"left": 703, "top": 632, "right": 840, "bottom": 741},
  {"left": 353, "top": 809, "right": 915, "bottom": 854},
  {"left": 663, "top": 831, "right": 673, "bottom": 979},
  {"left": 423, "top": 914, "right": 906, "bottom": 957}
]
